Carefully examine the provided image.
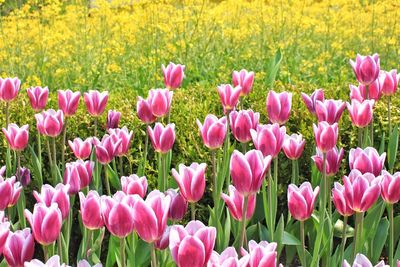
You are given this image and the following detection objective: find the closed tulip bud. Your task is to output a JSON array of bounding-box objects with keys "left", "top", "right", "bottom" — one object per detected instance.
[
  {"left": 79, "top": 191, "right": 103, "bottom": 230},
  {"left": 229, "top": 150, "right": 272, "bottom": 196},
  {"left": 266, "top": 90, "right": 292, "bottom": 125},
  {"left": 0, "top": 221, "right": 10, "bottom": 255},
  {"left": 0, "top": 176, "right": 22, "bottom": 210},
  {"left": 240, "top": 240, "right": 279, "bottom": 267},
  {"left": 106, "top": 110, "right": 121, "bottom": 129},
  {"left": 27, "top": 86, "right": 49, "bottom": 111},
  {"left": 121, "top": 174, "right": 148, "bottom": 198},
  {"left": 108, "top": 127, "right": 133, "bottom": 157},
  {"left": 0, "top": 77, "right": 20, "bottom": 102},
  {"left": 169, "top": 220, "right": 216, "bottom": 267},
  {"left": 77, "top": 259, "right": 102, "bottom": 267},
  {"left": 343, "top": 253, "right": 388, "bottom": 267},
  {"left": 25, "top": 255, "right": 70, "bottom": 267},
  {"left": 83, "top": 90, "right": 109, "bottom": 117},
  {"left": 33, "top": 184, "right": 70, "bottom": 220},
  {"left": 64, "top": 160, "right": 94, "bottom": 194},
  {"left": 349, "top": 81, "right": 382, "bottom": 102},
  {"left": 217, "top": 84, "right": 242, "bottom": 114},
  {"left": 287, "top": 182, "right": 319, "bottom": 221},
  {"left": 380, "top": 69, "right": 399, "bottom": 96},
  {"left": 162, "top": 62, "right": 185, "bottom": 89},
  {"left": 19, "top": 167, "right": 31, "bottom": 187},
  {"left": 155, "top": 226, "right": 171, "bottom": 250},
  {"left": 349, "top": 147, "right": 385, "bottom": 176},
  {"left": 166, "top": 189, "right": 188, "bottom": 221},
  {"left": 332, "top": 182, "right": 354, "bottom": 217},
  {"left": 136, "top": 95, "right": 157, "bottom": 124},
  {"left": 250, "top": 123, "right": 286, "bottom": 158},
  {"left": 2, "top": 124, "right": 29, "bottom": 151},
  {"left": 282, "top": 133, "right": 306, "bottom": 160},
  {"left": 379, "top": 171, "right": 400, "bottom": 204},
  {"left": 313, "top": 121, "right": 338, "bottom": 153},
  {"left": 68, "top": 137, "right": 93, "bottom": 160},
  {"left": 315, "top": 99, "right": 346, "bottom": 124},
  {"left": 232, "top": 69, "right": 255, "bottom": 96},
  {"left": 149, "top": 88, "right": 173, "bottom": 118},
  {"left": 312, "top": 146, "right": 344, "bottom": 177},
  {"left": 58, "top": 89, "right": 81, "bottom": 117},
  {"left": 221, "top": 185, "right": 256, "bottom": 222},
  {"left": 25, "top": 203, "right": 62, "bottom": 245},
  {"left": 133, "top": 190, "right": 170, "bottom": 243},
  {"left": 350, "top": 54, "right": 380, "bottom": 85},
  {"left": 347, "top": 99, "right": 374, "bottom": 128},
  {"left": 229, "top": 109, "right": 259, "bottom": 143},
  {"left": 301, "top": 89, "right": 325, "bottom": 116},
  {"left": 208, "top": 247, "right": 239, "bottom": 267},
  {"left": 3, "top": 228, "right": 34, "bottom": 267},
  {"left": 172, "top": 163, "right": 207, "bottom": 203},
  {"left": 35, "top": 109, "right": 64, "bottom": 137},
  {"left": 147, "top": 123, "right": 175, "bottom": 154},
  {"left": 196, "top": 114, "right": 227, "bottom": 150},
  {"left": 94, "top": 134, "right": 122, "bottom": 164}
]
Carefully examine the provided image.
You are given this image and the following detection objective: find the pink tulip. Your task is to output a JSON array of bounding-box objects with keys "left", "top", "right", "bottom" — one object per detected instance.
[
  {"left": 133, "top": 190, "right": 170, "bottom": 243},
  {"left": 101, "top": 191, "right": 136, "bottom": 238},
  {"left": 229, "top": 109, "right": 259, "bottom": 143},
  {"left": 35, "top": 109, "right": 64, "bottom": 137},
  {"left": 147, "top": 123, "right": 175, "bottom": 153},
  {"left": 149, "top": 88, "right": 173, "bottom": 118},
  {"left": 208, "top": 247, "right": 239, "bottom": 267},
  {"left": 0, "top": 77, "right": 20, "bottom": 102},
  {"left": 63, "top": 160, "right": 94, "bottom": 194},
  {"left": 3, "top": 228, "right": 34, "bottom": 267},
  {"left": 25, "top": 203, "right": 62, "bottom": 245},
  {"left": 94, "top": 134, "right": 122, "bottom": 164},
  {"left": 33, "top": 184, "right": 70, "bottom": 220},
  {"left": 166, "top": 189, "right": 188, "bottom": 222},
  {"left": 162, "top": 62, "right": 185, "bottom": 89},
  {"left": 2, "top": 123, "right": 29, "bottom": 151},
  {"left": 0, "top": 210, "right": 5, "bottom": 222},
  {"left": 287, "top": 182, "right": 319, "bottom": 221},
  {"left": 312, "top": 146, "right": 344, "bottom": 177},
  {"left": 79, "top": 191, "right": 103, "bottom": 230},
  {"left": 229, "top": 150, "right": 272, "bottom": 196},
  {"left": 266, "top": 90, "right": 292, "bottom": 125},
  {"left": 221, "top": 185, "right": 256, "bottom": 222},
  {"left": 196, "top": 114, "right": 227, "bottom": 150},
  {"left": 108, "top": 127, "right": 133, "bottom": 157},
  {"left": 315, "top": 99, "right": 346, "bottom": 124},
  {"left": 349, "top": 81, "right": 382, "bottom": 102},
  {"left": 347, "top": 99, "right": 374, "bottom": 128},
  {"left": 282, "top": 133, "right": 306, "bottom": 160},
  {"left": 250, "top": 123, "right": 286, "bottom": 158},
  {"left": 0, "top": 176, "right": 22, "bottom": 210},
  {"left": 332, "top": 182, "right": 354, "bottom": 217},
  {"left": 343, "top": 253, "right": 388, "bottom": 267},
  {"left": 217, "top": 84, "right": 242, "bottom": 114},
  {"left": 83, "top": 90, "right": 109, "bottom": 117},
  {"left": 121, "top": 174, "right": 148, "bottom": 198},
  {"left": 155, "top": 226, "right": 171, "bottom": 250},
  {"left": 232, "top": 69, "right": 255, "bottom": 96},
  {"left": 107, "top": 110, "right": 121, "bottom": 129},
  {"left": 343, "top": 169, "right": 380, "bottom": 213},
  {"left": 58, "top": 89, "right": 81, "bottom": 117},
  {"left": 301, "top": 89, "right": 325, "bottom": 116},
  {"left": 172, "top": 163, "right": 206, "bottom": 203},
  {"left": 350, "top": 54, "right": 380, "bottom": 85},
  {"left": 313, "top": 121, "right": 338, "bottom": 153},
  {"left": 349, "top": 147, "right": 386, "bottom": 176},
  {"left": 380, "top": 69, "right": 399, "bottom": 96},
  {"left": 169, "top": 220, "right": 216, "bottom": 267},
  {"left": 19, "top": 167, "right": 31, "bottom": 187},
  {"left": 0, "top": 221, "right": 10, "bottom": 255},
  {"left": 240, "top": 240, "right": 279, "bottom": 267},
  {"left": 77, "top": 259, "right": 102, "bottom": 267},
  {"left": 136, "top": 95, "right": 157, "bottom": 124},
  {"left": 68, "top": 137, "right": 93, "bottom": 160},
  {"left": 379, "top": 171, "right": 400, "bottom": 204},
  {"left": 27, "top": 86, "right": 49, "bottom": 111},
  {"left": 25, "top": 255, "right": 69, "bottom": 267}
]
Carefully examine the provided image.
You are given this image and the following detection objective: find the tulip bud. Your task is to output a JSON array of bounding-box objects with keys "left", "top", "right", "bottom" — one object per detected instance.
[
  {"left": 282, "top": 133, "right": 306, "bottom": 160},
  {"left": 121, "top": 174, "right": 148, "bottom": 198},
  {"left": 33, "top": 184, "right": 70, "bottom": 220},
  {"left": 196, "top": 114, "right": 227, "bottom": 150},
  {"left": 301, "top": 89, "right": 325, "bottom": 116},
  {"left": 83, "top": 90, "right": 109, "bottom": 117},
  {"left": 149, "top": 88, "right": 173, "bottom": 118},
  {"left": 64, "top": 160, "right": 94, "bottom": 194},
  {"left": 266, "top": 90, "right": 292, "bottom": 125},
  {"left": 2, "top": 124, "right": 29, "bottom": 151},
  {"left": 349, "top": 81, "right": 382, "bottom": 102},
  {"left": 27, "top": 86, "right": 49, "bottom": 111},
  {"left": 313, "top": 122, "right": 338, "bottom": 153},
  {"left": 79, "top": 191, "right": 103, "bottom": 230},
  {"left": 312, "top": 146, "right": 344, "bottom": 177},
  {"left": 315, "top": 99, "right": 346, "bottom": 124},
  {"left": 165, "top": 189, "right": 188, "bottom": 222},
  {"left": 136, "top": 95, "right": 157, "bottom": 124},
  {"left": 346, "top": 99, "right": 374, "bottom": 128},
  {"left": 217, "top": 84, "right": 242, "bottom": 114},
  {"left": 240, "top": 240, "right": 279, "bottom": 267},
  {"left": 3, "top": 228, "right": 34, "bottom": 266},
  {"left": 94, "top": 134, "right": 122, "bottom": 164},
  {"left": 380, "top": 69, "right": 399, "bottom": 96},
  {"left": 35, "top": 109, "right": 64, "bottom": 137},
  {"left": 68, "top": 137, "right": 93, "bottom": 160},
  {"left": 229, "top": 109, "right": 259, "bottom": 143},
  {"left": 232, "top": 69, "right": 255, "bottom": 96},
  {"left": 19, "top": 167, "right": 31, "bottom": 187},
  {"left": 58, "top": 89, "right": 81, "bottom": 117},
  {"left": 250, "top": 123, "right": 286, "bottom": 158},
  {"left": 162, "top": 62, "right": 185, "bottom": 89},
  {"left": 208, "top": 247, "right": 240, "bottom": 267},
  {"left": 221, "top": 185, "right": 256, "bottom": 222},
  {"left": 147, "top": 123, "right": 175, "bottom": 154},
  {"left": 349, "top": 147, "right": 385, "bottom": 176},
  {"left": 107, "top": 110, "right": 121, "bottom": 129},
  {"left": 287, "top": 182, "right": 319, "bottom": 221},
  {"left": 172, "top": 163, "right": 206, "bottom": 203},
  {"left": 0, "top": 176, "right": 22, "bottom": 210},
  {"left": 379, "top": 171, "right": 400, "bottom": 204},
  {"left": 332, "top": 182, "right": 354, "bottom": 217},
  {"left": 350, "top": 54, "right": 380, "bottom": 85},
  {"left": 108, "top": 126, "right": 133, "bottom": 157},
  {"left": 0, "top": 77, "right": 20, "bottom": 102}
]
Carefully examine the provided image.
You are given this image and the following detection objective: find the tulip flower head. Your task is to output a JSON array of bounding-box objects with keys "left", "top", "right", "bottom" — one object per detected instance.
[
  {"left": 149, "top": 88, "right": 173, "bottom": 118},
  {"left": 349, "top": 147, "right": 386, "bottom": 176},
  {"left": 232, "top": 69, "right": 255, "bottom": 96},
  {"left": 0, "top": 176, "right": 22, "bottom": 210},
  {"left": 33, "top": 183, "right": 70, "bottom": 220},
  {"left": 166, "top": 189, "right": 188, "bottom": 222},
  {"left": 350, "top": 54, "right": 380, "bottom": 85},
  {"left": 346, "top": 99, "right": 374, "bottom": 128},
  {"left": 313, "top": 121, "right": 338, "bottom": 153},
  {"left": 27, "top": 86, "right": 49, "bottom": 111},
  {"left": 155, "top": 226, "right": 171, "bottom": 250},
  {"left": 108, "top": 126, "right": 133, "bottom": 157},
  {"left": 217, "top": 84, "right": 242, "bottom": 114},
  {"left": 312, "top": 146, "right": 344, "bottom": 177},
  {"left": 172, "top": 162, "right": 207, "bottom": 203},
  {"left": 19, "top": 167, "right": 31, "bottom": 187},
  {"left": 63, "top": 160, "right": 94, "bottom": 194},
  {"left": 35, "top": 109, "right": 64, "bottom": 137},
  {"left": 136, "top": 95, "right": 157, "bottom": 124},
  {"left": 58, "top": 89, "right": 81, "bottom": 117},
  {"left": 0, "top": 77, "right": 20, "bottom": 102},
  {"left": 25, "top": 255, "right": 70, "bottom": 267},
  {"left": 196, "top": 114, "right": 227, "bottom": 150},
  {"left": 301, "top": 89, "right": 325, "bottom": 116},
  {"left": 94, "top": 134, "right": 122, "bottom": 164},
  {"left": 315, "top": 99, "right": 346, "bottom": 124},
  {"left": 106, "top": 110, "right": 121, "bottom": 129},
  {"left": 287, "top": 182, "right": 319, "bottom": 221},
  {"left": 349, "top": 81, "right": 382, "bottom": 102},
  {"left": 147, "top": 123, "right": 175, "bottom": 154},
  {"left": 3, "top": 228, "right": 34, "bottom": 267},
  {"left": 208, "top": 247, "right": 240, "bottom": 267},
  {"left": 282, "top": 133, "right": 306, "bottom": 160},
  {"left": 343, "top": 253, "right": 388, "bottom": 267},
  {"left": 79, "top": 191, "right": 104, "bottom": 230},
  {"left": 83, "top": 90, "right": 109, "bottom": 117},
  {"left": 332, "top": 182, "right": 354, "bottom": 217},
  {"left": 0, "top": 221, "right": 10, "bottom": 255},
  {"left": 379, "top": 171, "right": 400, "bottom": 204},
  {"left": 2, "top": 123, "right": 29, "bottom": 151},
  {"left": 221, "top": 185, "right": 256, "bottom": 222},
  {"left": 229, "top": 109, "right": 259, "bottom": 143},
  {"left": 68, "top": 137, "right": 93, "bottom": 160},
  {"left": 250, "top": 123, "right": 286, "bottom": 158},
  {"left": 380, "top": 69, "right": 399, "bottom": 96},
  {"left": 162, "top": 62, "right": 185, "bottom": 89},
  {"left": 240, "top": 240, "right": 279, "bottom": 267},
  {"left": 266, "top": 90, "right": 292, "bottom": 125},
  {"left": 121, "top": 174, "right": 148, "bottom": 198}
]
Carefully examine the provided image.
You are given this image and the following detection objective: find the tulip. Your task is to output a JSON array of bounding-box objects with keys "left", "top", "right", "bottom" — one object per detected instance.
[
  {"left": 0, "top": 176, "right": 22, "bottom": 210},
  {"left": 229, "top": 109, "right": 259, "bottom": 143},
  {"left": 162, "top": 62, "right": 185, "bottom": 89},
  {"left": 232, "top": 69, "right": 255, "bottom": 97},
  {"left": 3, "top": 228, "right": 34, "bottom": 267},
  {"left": 136, "top": 95, "right": 157, "bottom": 124},
  {"left": 25, "top": 203, "right": 62, "bottom": 245},
  {"left": 108, "top": 126, "right": 133, "bottom": 157},
  {"left": 250, "top": 123, "right": 286, "bottom": 158},
  {"left": 332, "top": 182, "right": 354, "bottom": 217},
  {"left": 196, "top": 114, "right": 227, "bottom": 150},
  {"left": 315, "top": 99, "right": 346, "bottom": 124},
  {"left": 63, "top": 160, "right": 94, "bottom": 194},
  {"left": 0, "top": 77, "right": 20, "bottom": 102},
  {"left": 349, "top": 81, "right": 382, "bottom": 102},
  {"left": 287, "top": 182, "right": 319, "bottom": 221},
  {"left": 380, "top": 69, "right": 399, "bottom": 96},
  {"left": 77, "top": 259, "right": 102, "bottom": 267},
  {"left": 121, "top": 174, "right": 148, "bottom": 198},
  {"left": 24, "top": 255, "right": 70, "bottom": 267},
  {"left": 19, "top": 167, "right": 31, "bottom": 187},
  {"left": 172, "top": 162, "right": 207, "bottom": 203},
  {"left": 266, "top": 90, "right": 292, "bottom": 125},
  {"left": 33, "top": 184, "right": 70, "bottom": 220},
  {"left": 217, "top": 84, "right": 241, "bottom": 114},
  {"left": 79, "top": 191, "right": 104, "bottom": 230},
  {"left": 2, "top": 123, "right": 29, "bottom": 151},
  {"left": 149, "top": 88, "right": 173, "bottom": 118},
  {"left": 68, "top": 137, "right": 93, "bottom": 160},
  {"left": 346, "top": 99, "right": 374, "bottom": 128},
  {"left": 350, "top": 54, "right": 380, "bottom": 85},
  {"left": 343, "top": 253, "right": 388, "bottom": 267},
  {"left": 379, "top": 171, "right": 400, "bottom": 204},
  {"left": 147, "top": 123, "right": 175, "bottom": 154},
  {"left": 313, "top": 121, "right": 338, "bottom": 153},
  {"left": 94, "top": 134, "right": 121, "bottom": 165},
  {"left": 282, "top": 133, "right": 306, "bottom": 160},
  {"left": 107, "top": 110, "right": 121, "bottom": 129},
  {"left": 169, "top": 220, "right": 216, "bottom": 267},
  {"left": 83, "top": 90, "right": 109, "bottom": 117},
  {"left": 240, "top": 240, "right": 279, "bottom": 267},
  {"left": 58, "top": 89, "right": 81, "bottom": 117},
  {"left": 301, "top": 89, "right": 325, "bottom": 116},
  {"left": 349, "top": 147, "right": 385, "bottom": 176},
  {"left": 208, "top": 247, "right": 240, "bottom": 267},
  {"left": 0, "top": 221, "right": 10, "bottom": 255},
  {"left": 155, "top": 226, "right": 171, "bottom": 250},
  {"left": 221, "top": 185, "right": 256, "bottom": 221},
  {"left": 35, "top": 109, "right": 64, "bottom": 137},
  {"left": 166, "top": 189, "right": 188, "bottom": 222},
  {"left": 27, "top": 86, "right": 49, "bottom": 111},
  {"left": 312, "top": 146, "right": 344, "bottom": 177}
]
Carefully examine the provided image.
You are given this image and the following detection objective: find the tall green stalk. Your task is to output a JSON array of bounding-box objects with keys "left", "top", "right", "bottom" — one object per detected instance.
[
  {"left": 239, "top": 196, "right": 249, "bottom": 249},
  {"left": 267, "top": 168, "right": 274, "bottom": 241},
  {"left": 190, "top": 202, "right": 196, "bottom": 220},
  {"left": 388, "top": 96, "right": 392, "bottom": 136},
  {"left": 120, "top": 238, "right": 126, "bottom": 267},
  {"left": 150, "top": 243, "right": 157, "bottom": 267},
  {"left": 61, "top": 118, "right": 68, "bottom": 173},
  {"left": 104, "top": 164, "right": 111, "bottom": 196},
  {"left": 388, "top": 204, "right": 394, "bottom": 267},
  {"left": 211, "top": 150, "right": 217, "bottom": 205},
  {"left": 340, "top": 216, "right": 348, "bottom": 266},
  {"left": 224, "top": 111, "right": 231, "bottom": 191},
  {"left": 300, "top": 220, "right": 307, "bottom": 267}
]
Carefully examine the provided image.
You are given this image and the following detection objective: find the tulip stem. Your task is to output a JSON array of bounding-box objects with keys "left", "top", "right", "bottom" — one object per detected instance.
[
  {"left": 388, "top": 96, "right": 392, "bottom": 136},
  {"left": 300, "top": 220, "right": 306, "bottom": 267},
  {"left": 5, "top": 101, "right": 9, "bottom": 127},
  {"left": 224, "top": 111, "right": 231, "bottom": 191},
  {"left": 140, "top": 130, "right": 149, "bottom": 176},
  {"left": 52, "top": 137, "right": 57, "bottom": 168},
  {"left": 119, "top": 156, "right": 124, "bottom": 176},
  {"left": 120, "top": 238, "right": 126, "bottom": 267},
  {"left": 340, "top": 216, "right": 348, "bottom": 266},
  {"left": 353, "top": 212, "right": 364, "bottom": 260},
  {"left": 239, "top": 196, "right": 249, "bottom": 249},
  {"left": 388, "top": 204, "right": 394, "bottom": 267},
  {"left": 357, "top": 128, "right": 362, "bottom": 147},
  {"left": 46, "top": 138, "right": 53, "bottom": 166},
  {"left": 150, "top": 243, "right": 158, "bottom": 267},
  {"left": 57, "top": 234, "right": 63, "bottom": 262},
  {"left": 241, "top": 142, "right": 247, "bottom": 153},
  {"left": 190, "top": 202, "right": 196, "bottom": 220},
  {"left": 17, "top": 151, "right": 21, "bottom": 181},
  {"left": 291, "top": 159, "right": 299, "bottom": 185},
  {"left": 104, "top": 164, "right": 111, "bottom": 196},
  {"left": 43, "top": 245, "right": 49, "bottom": 261},
  {"left": 268, "top": 167, "right": 274, "bottom": 241},
  {"left": 370, "top": 114, "right": 374, "bottom": 145},
  {"left": 37, "top": 131, "right": 42, "bottom": 166},
  {"left": 61, "top": 118, "right": 68, "bottom": 174},
  {"left": 85, "top": 229, "right": 92, "bottom": 259},
  {"left": 211, "top": 150, "right": 217, "bottom": 205},
  {"left": 94, "top": 117, "right": 98, "bottom": 137}
]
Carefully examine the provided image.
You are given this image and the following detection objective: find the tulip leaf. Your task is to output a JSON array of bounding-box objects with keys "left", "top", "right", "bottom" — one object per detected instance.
[
  {"left": 223, "top": 209, "right": 231, "bottom": 249},
  {"left": 6, "top": 146, "right": 12, "bottom": 177},
  {"left": 333, "top": 218, "right": 354, "bottom": 238},
  {"left": 28, "top": 145, "right": 43, "bottom": 187},
  {"left": 362, "top": 200, "right": 385, "bottom": 242},
  {"left": 370, "top": 218, "right": 389, "bottom": 263},
  {"left": 387, "top": 125, "right": 398, "bottom": 171},
  {"left": 0, "top": 259, "right": 7, "bottom": 267},
  {"left": 265, "top": 49, "right": 283, "bottom": 88},
  {"left": 134, "top": 239, "right": 151, "bottom": 266},
  {"left": 106, "top": 164, "right": 121, "bottom": 190},
  {"left": 379, "top": 132, "right": 386, "bottom": 155},
  {"left": 282, "top": 231, "right": 301, "bottom": 246},
  {"left": 106, "top": 235, "right": 119, "bottom": 267}
]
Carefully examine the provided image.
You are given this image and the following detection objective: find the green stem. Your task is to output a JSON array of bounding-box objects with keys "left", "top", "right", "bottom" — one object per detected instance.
[
  {"left": 190, "top": 202, "right": 196, "bottom": 220},
  {"left": 104, "top": 164, "right": 111, "bottom": 195},
  {"left": 211, "top": 150, "right": 217, "bottom": 205},
  {"left": 43, "top": 245, "right": 49, "bottom": 261},
  {"left": 291, "top": 159, "right": 299, "bottom": 185},
  {"left": 389, "top": 204, "right": 394, "bottom": 267},
  {"left": 94, "top": 117, "right": 98, "bottom": 137},
  {"left": 357, "top": 128, "right": 362, "bottom": 148},
  {"left": 388, "top": 96, "right": 392, "bottom": 136},
  {"left": 262, "top": 178, "right": 269, "bottom": 233},
  {"left": 57, "top": 234, "right": 63, "bottom": 262},
  {"left": 370, "top": 113, "right": 374, "bottom": 145},
  {"left": 17, "top": 151, "right": 21, "bottom": 181},
  {"left": 340, "top": 216, "right": 348, "bottom": 266},
  {"left": 46, "top": 137, "right": 53, "bottom": 166},
  {"left": 150, "top": 243, "right": 157, "bottom": 267},
  {"left": 239, "top": 196, "right": 249, "bottom": 249},
  {"left": 140, "top": 130, "right": 149, "bottom": 176},
  {"left": 37, "top": 131, "right": 42, "bottom": 166},
  {"left": 268, "top": 167, "right": 274, "bottom": 241},
  {"left": 224, "top": 111, "right": 231, "bottom": 191},
  {"left": 300, "top": 220, "right": 307, "bottom": 267},
  {"left": 161, "top": 153, "right": 167, "bottom": 191},
  {"left": 120, "top": 238, "right": 126, "bottom": 267},
  {"left": 61, "top": 119, "right": 68, "bottom": 173},
  {"left": 241, "top": 142, "right": 248, "bottom": 153},
  {"left": 5, "top": 101, "right": 9, "bottom": 127},
  {"left": 119, "top": 156, "right": 124, "bottom": 177},
  {"left": 85, "top": 229, "right": 92, "bottom": 259},
  {"left": 52, "top": 137, "right": 57, "bottom": 168}
]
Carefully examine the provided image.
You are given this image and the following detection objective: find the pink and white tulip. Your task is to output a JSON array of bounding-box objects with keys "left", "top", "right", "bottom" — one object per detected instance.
[
  {"left": 349, "top": 81, "right": 381, "bottom": 102},
  {"left": 79, "top": 191, "right": 104, "bottom": 230},
  {"left": 149, "top": 88, "right": 173, "bottom": 118},
  {"left": 3, "top": 228, "right": 34, "bottom": 267},
  {"left": 68, "top": 137, "right": 93, "bottom": 160},
  {"left": 2, "top": 123, "right": 29, "bottom": 151},
  {"left": 232, "top": 69, "right": 255, "bottom": 96},
  {"left": 217, "top": 84, "right": 241, "bottom": 114},
  {"left": 63, "top": 160, "right": 94, "bottom": 194},
  {"left": 312, "top": 146, "right": 344, "bottom": 177},
  {"left": 196, "top": 114, "right": 227, "bottom": 150},
  {"left": 33, "top": 184, "right": 70, "bottom": 220},
  {"left": 349, "top": 147, "right": 386, "bottom": 176},
  {"left": 315, "top": 99, "right": 346, "bottom": 124},
  {"left": 27, "top": 86, "right": 49, "bottom": 111},
  {"left": 162, "top": 62, "right": 185, "bottom": 90},
  {"left": 83, "top": 90, "right": 109, "bottom": 117},
  {"left": 221, "top": 185, "right": 256, "bottom": 222},
  {"left": 0, "top": 221, "right": 10, "bottom": 255},
  {"left": 35, "top": 109, "right": 64, "bottom": 137},
  {"left": 208, "top": 247, "right": 240, "bottom": 267},
  {"left": 106, "top": 110, "right": 121, "bottom": 129},
  {"left": 287, "top": 182, "right": 319, "bottom": 221},
  {"left": 172, "top": 162, "right": 207, "bottom": 203},
  {"left": 229, "top": 109, "right": 259, "bottom": 143},
  {"left": 282, "top": 133, "right": 306, "bottom": 160},
  {"left": 379, "top": 171, "right": 400, "bottom": 204},
  {"left": 347, "top": 99, "right": 374, "bottom": 128},
  {"left": 136, "top": 95, "right": 157, "bottom": 124},
  {"left": 24, "top": 255, "right": 69, "bottom": 267},
  {"left": 332, "top": 182, "right": 354, "bottom": 217},
  {"left": 301, "top": 89, "right": 325, "bottom": 116},
  {"left": 380, "top": 69, "right": 399, "bottom": 96},
  {"left": 0, "top": 77, "right": 20, "bottom": 102},
  {"left": 240, "top": 240, "right": 280, "bottom": 267},
  {"left": 250, "top": 123, "right": 286, "bottom": 158},
  {"left": 58, "top": 89, "right": 81, "bottom": 117},
  {"left": 121, "top": 174, "right": 148, "bottom": 198},
  {"left": 147, "top": 123, "right": 175, "bottom": 154},
  {"left": 266, "top": 90, "right": 292, "bottom": 125},
  {"left": 108, "top": 126, "right": 133, "bottom": 157},
  {"left": 313, "top": 121, "right": 338, "bottom": 153},
  {"left": 94, "top": 134, "right": 122, "bottom": 164},
  {"left": 0, "top": 176, "right": 22, "bottom": 210},
  {"left": 343, "top": 253, "right": 388, "bottom": 267},
  {"left": 166, "top": 189, "right": 188, "bottom": 222},
  {"left": 350, "top": 54, "right": 380, "bottom": 85}
]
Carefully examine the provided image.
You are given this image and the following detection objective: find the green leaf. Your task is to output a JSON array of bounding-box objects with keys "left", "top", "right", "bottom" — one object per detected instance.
[
  {"left": 28, "top": 145, "right": 43, "bottom": 187},
  {"left": 333, "top": 218, "right": 354, "bottom": 238},
  {"left": 282, "top": 231, "right": 301, "bottom": 246},
  {"left": 379, "top": 132, "right": 386, "bottom": 155},
  {"left": 134, "top": 239, "right": 150, "bottom": 266},
  {"left": 106, "top": 164, "right": 121, "bottom": 190},
  {"left": 106, "top": 235, "right": 119, "bottom": 267},
  {"left": 388, "top": 125, "right": 398, "bottom": 171},
  {"left": 362, "top": 200, "right": 386, "bottom": 242},
  {"left": 371, "top": 218, "right": 389, "bottom": 263},
  {"left": 265, "top": 49, "right": 283, "bottom": 88},
  {"left": 223, "top": 209, "right": 231, "bottom": 250},
  {"left": 6, "top": 146, "right": 12, "bottom": 177}
]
